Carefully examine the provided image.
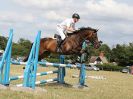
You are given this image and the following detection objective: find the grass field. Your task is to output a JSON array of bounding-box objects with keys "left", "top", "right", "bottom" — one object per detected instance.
[{"left": 0, "top": 64, "right": 133, "bottom": 99}]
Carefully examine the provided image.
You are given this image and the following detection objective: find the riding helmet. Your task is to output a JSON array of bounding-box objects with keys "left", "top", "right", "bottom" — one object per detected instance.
[{"left": 72, "top": 13, "right": 80, "bottom": 19}]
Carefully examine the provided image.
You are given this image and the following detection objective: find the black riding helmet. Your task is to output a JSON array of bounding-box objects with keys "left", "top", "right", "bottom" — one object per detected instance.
[{"left": 72, "top": 13, "right": 80, "bottom": 19}]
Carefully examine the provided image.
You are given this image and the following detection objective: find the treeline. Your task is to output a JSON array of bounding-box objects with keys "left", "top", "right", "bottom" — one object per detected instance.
[
  {"left": 0, "top": 36, "right": 32, "bottom": 58},
  {"left": 0, "top": 36, "right": 133, "bottom": 66},
  {"left": 88, "top": 43, "right": 133, "bottom": 66}
]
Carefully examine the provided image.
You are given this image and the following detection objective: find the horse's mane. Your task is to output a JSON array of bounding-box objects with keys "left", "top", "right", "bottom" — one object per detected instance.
[
  {"left": 45, "top": 27, "right": 98, "bottom": 40},
  {"left": 79, "top": 27, "right": 97, "bottom": 31},
  {"left": 70, "top": 27, "right": 98, "bottom": 35}
]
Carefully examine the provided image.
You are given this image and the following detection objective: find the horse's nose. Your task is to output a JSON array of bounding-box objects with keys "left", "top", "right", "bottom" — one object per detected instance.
[
  {"left": 95, "top": 42, "right": 101, "bottom": 49},
  {"left": 99, "top": 41, "right": 103, "bottom": 44}
]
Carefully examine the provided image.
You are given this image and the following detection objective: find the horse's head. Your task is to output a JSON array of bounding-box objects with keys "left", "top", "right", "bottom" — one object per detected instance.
[{"left": 82, "top": 27, "right": 101, "bottom": 49}]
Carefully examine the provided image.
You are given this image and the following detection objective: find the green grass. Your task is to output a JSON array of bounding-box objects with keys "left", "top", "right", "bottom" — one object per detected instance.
[{"left": 0, "top": 64, "right": 133, "bottom": 99}]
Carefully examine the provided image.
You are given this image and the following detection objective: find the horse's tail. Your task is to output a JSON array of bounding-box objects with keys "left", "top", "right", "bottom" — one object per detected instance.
[
  {"left": 23, "top": 38, "right": 51, "bottom": 62},
  {"left": 23, "top": 43, "right": 33, "bottom": 62}
]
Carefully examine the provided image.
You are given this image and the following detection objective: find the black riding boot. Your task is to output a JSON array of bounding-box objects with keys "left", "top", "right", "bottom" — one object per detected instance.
[
  {"left": 57, "top": 37, "right": 63, "bottom": 48},
  {"left": 54, "top": 34, "right": 64, "bottom": 52}
]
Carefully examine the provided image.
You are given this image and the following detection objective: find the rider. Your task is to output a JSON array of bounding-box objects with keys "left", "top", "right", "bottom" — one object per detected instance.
[{"left": 56, "top": 13, "right": 80, "bottom": 47}]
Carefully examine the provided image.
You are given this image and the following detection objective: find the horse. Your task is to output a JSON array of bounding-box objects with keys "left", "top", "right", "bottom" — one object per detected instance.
[{"left": 24, "top": 27, "right": 101, "bottom": 61}]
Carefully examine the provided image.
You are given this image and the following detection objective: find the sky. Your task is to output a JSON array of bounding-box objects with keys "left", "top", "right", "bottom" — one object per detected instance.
[{"left": 0, "top": 0, "right": 133, "bottom": 47}]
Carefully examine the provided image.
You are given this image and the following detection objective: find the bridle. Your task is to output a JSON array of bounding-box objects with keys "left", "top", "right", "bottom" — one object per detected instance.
[{"left": 86, "top": 32, "right": 99, "bottom": 48}]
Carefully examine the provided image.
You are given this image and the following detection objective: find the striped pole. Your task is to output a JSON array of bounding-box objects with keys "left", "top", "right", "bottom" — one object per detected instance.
[
  {"left": 38, "top": 62, "right": 81, "bottom": 68},
  {"left": 35, "top": 78, "right": 58, "bottom": 85},
  {"left": 11, "top": 61, "right": 26, "bottom": 65},
  {"left": 17, "top": 78, "right": 58, "bottom": 87},
  {"left": 10, "top": 70, "right": 58, "bottom": 81},
  {"left": 11, "top": 60, "right": 81, "bottom": 68},
  {"left": 10, "top": 75, "right": 23, "bottom": 81}
]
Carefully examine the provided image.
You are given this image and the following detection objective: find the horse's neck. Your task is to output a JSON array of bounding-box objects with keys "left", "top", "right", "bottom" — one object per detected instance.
[
  {"left": 73, "top": 31, "right": 87, "bottom": 45},
  {"left": 64, "top": 30, "right": 90, "bottom": 46}
]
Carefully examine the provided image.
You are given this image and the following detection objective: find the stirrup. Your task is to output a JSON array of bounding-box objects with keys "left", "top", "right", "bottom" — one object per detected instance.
[{"left": 57, "top": 48, "right": 62, "bottom": 52}]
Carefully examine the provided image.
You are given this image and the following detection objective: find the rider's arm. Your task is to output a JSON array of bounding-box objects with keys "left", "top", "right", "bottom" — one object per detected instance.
[
  {"left": 65, "top": 19, "right": 76, "bottom": 32},
  {"left": 66, "top": 27, "right": 75, "bottom": 32}
]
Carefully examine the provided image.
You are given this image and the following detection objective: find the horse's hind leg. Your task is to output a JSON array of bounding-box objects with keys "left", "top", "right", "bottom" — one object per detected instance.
[
  {"left": 23, "top": 56, "right": 28, "bottom": 62},
  {"left": 38, "top": 51, "right": 51, "bottom": 61},
  {"left": 23, "top": 51, "right": 50, "bottom": 62}
]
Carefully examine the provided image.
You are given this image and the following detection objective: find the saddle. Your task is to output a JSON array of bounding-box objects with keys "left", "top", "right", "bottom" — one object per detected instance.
[{"left": 54, "top": 34, "right": 61, "bottom": 39}]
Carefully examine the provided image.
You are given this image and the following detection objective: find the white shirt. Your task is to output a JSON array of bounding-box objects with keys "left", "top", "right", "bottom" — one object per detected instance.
[{"left": 57, "top": 18, "right": 75, "bottom": 33}]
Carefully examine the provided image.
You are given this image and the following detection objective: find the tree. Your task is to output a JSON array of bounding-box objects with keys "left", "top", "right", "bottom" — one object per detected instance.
[
  {"left": 0, "top": 36, "right": 8, "bottom": 50},
  {"left": 12, "top": 38, "right": 32, "bottom": 57},
  {"left": 111, "top": 43, "right": 133, "bottom": 66},
  {"left": 18, "top": 38, "right": 32, "bottom": 49}
]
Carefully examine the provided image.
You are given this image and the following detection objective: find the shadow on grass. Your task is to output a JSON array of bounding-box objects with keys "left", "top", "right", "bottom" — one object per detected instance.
[{"left": 37, "top": 82, "right": 73, "bottom": 88}]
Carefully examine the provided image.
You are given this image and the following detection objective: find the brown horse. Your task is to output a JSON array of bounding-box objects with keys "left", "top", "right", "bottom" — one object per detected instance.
[{"left": 24, "top": 27, "right": 101, "bottom": 61}]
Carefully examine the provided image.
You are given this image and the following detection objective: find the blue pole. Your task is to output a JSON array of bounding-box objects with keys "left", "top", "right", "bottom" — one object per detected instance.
[
  {"left": 0, "top": 29, "right": 13, "bottom": 85},
  {"left": 4, "top": 29, "right": 13, "bottom": 85},
  {"left": 79, "top": 64, "right": 86, "bottom": 86},
  {"left": 23, "top": 31, "right": 41, "bottom": 89},
  {"left": 80, "top": 41, "right": 87, "bottom": 63},
  {"left": 58, "top": 55, "right": 65, "bottom": 84},
  {"left": 31, "top": 31, "right": 41, "bottom": 88}
]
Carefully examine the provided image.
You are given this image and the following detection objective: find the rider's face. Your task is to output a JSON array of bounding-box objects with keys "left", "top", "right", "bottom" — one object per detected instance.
[{"left": 73, "top": 18, "right": 79, "bottom": 23}]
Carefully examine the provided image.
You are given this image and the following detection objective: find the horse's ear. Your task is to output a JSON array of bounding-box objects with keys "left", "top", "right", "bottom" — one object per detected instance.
[
  {"left": 96, "top": 29, "right": 99, "bottom": 32},
  {"left": 94, "top": 29, "right": 98, "bottom": 33}
]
